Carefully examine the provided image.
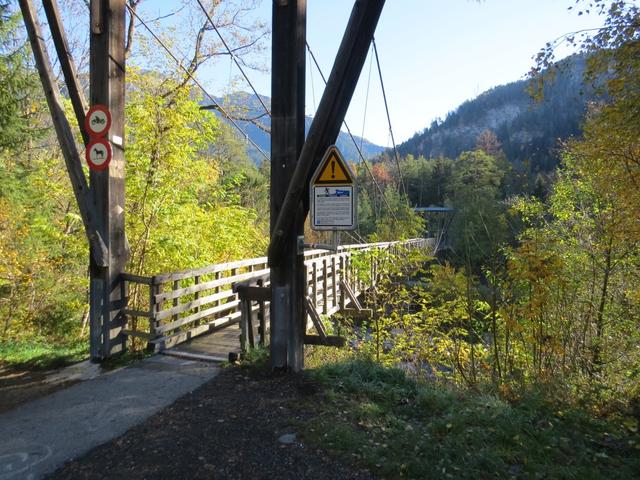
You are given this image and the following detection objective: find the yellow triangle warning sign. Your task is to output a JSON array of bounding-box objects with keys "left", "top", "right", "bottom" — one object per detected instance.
[{"left": 313, "top": 146, "right": 354, "bottom": 185}]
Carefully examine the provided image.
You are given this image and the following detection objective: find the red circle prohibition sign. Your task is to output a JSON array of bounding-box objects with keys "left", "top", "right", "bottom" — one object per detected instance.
[
  {"left": 85, "top": 104, "right": 112, "bottom": 138},
  {"left": 86, "top": 138, "right": 112, "bottom": 171}
]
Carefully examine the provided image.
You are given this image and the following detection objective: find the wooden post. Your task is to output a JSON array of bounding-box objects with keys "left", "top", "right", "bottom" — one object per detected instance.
[
  {"left": 42, "top": 0, "right": 90, "bottom": 145},
  {"left": 322, "top": 258, "right": 328, "bottom": 315},
  {"left": 88, "top": 0, "right": 128, "bottom": 360},
  {"left": 257, "top": 279, "right": 266, "bottom": 346},
  {"left": 312, "top": 262, "right": 318, "bottom": 306},
  {"left": 332, "top": 256, "right": 337, "bottom": 309},
  {"left": 148, "top": 280, "right": 159, "bottom": 348},
  {"left": 339, "top": 256, "right": 345, "bottom": 311},
  {"left": 19, "top": 0, "right": 108, "bottom": 267},
  {"left": 172, "top": 280, "right": 179, "bottom": 322},
  {"left": 268, "top": 0, "right": 386, "bottom": 263},
  {"left": 269, "top": 0, "right": 307, "bottom": 371}
]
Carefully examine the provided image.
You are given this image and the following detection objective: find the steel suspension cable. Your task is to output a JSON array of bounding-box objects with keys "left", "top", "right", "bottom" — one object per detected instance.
[
  {"left": 372, "top": 38, "right": 407, "bottom": 199},
  {"left": 360, "top": 44, "right": 374, "bottom": 153},
  {"left": 194, "top": 0, "right": 271, "bottom": 118},
  {"left": 126, "top": 4, "right": 269, "bottom": 162},
  {"left": 305, "top": 41, "right": 397, "bottom": 224}
]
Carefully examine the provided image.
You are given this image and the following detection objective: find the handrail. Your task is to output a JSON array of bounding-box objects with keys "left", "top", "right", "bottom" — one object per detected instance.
[{"left": 121, "top": 238, "right": 429, "bottom": 351}]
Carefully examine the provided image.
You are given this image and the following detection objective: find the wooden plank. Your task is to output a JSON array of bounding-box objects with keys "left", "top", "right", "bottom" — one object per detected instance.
[
  {"left": 154, "top": 268, "right": 270, "bottom": 303},
  {"left": 304, "top": 335, "right": 346, "bottom": 347},
  {"left": 154, "top": 289, "right": 236, "bottom": 321},
  {"left": 246, "top": 299, "right": 255, "bottom": 349},
  {"left": 312, "top": 262, "right": 318, "bottom": 305},
  {"left": 214, "top": 271, "right": 221, "bottom": 307},
  {"left": 151, "top": 310, "right": 245, "bottom": 351},
  {"left": 332, "top": 256, "right": 337, "bottom": 309},
  {"left": 232, "top": 273, "right": 271, "bottom": 294},
  {"left": 160, "top": 350, "right": 228, "bottom": 363},
  {"left": 257, "top": 278, "right": 267, "bottom": 347},
  {"left": 235, "top": 286, "right": 271, "bottom": 302},
  {"left": 152, "top": 257, "right": 268, "bottom": 284},
  {"left": 194, "top": 275, "right": 201, "bottom": 316},
  {"left": 172, "top": 280, "right": 179, "bottom": 322},
  {"left": 322, "top": 258, "right": 328, "bottom": 315},
  {"left": 148, "top": 282, "right": 161, "bottom": 338},
  {"left": 122, "top": 308, "right": 151, "bottom": 318},
  {"left": 155, "top": 299, "right": 241, "bottom": 334},
  {"left": 121, "top": 273, "right": 152, "bottom": 285},
  {"left": 339, "top": 256, "right": 345, "bottom": 310},
  {"left": 304, "top": 296, "right": 327, "bottom": 339},
  {"left": 340, "top": 279, "right": 363, "bottom": 310}
]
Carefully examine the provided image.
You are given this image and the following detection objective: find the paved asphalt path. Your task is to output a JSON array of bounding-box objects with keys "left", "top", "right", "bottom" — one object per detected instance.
[{"left": 0, "top": 355, "right": 219, "bottom": 480}]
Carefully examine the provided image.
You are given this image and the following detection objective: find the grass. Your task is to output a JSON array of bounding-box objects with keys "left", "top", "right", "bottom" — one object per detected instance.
[
  {"left": 0, "top": 338, "right": 88, "bottom": 370},
  {"left": 300, "top": 359, "right": 640, "bottom": 479}
]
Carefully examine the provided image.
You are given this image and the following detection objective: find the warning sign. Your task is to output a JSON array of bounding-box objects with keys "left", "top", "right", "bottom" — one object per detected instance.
[
  {"left": 310, "top": 146, "right": 357, "bottom": 231},
  {"left": 312, "top": 146, "right": 354, "bottom": 184}
]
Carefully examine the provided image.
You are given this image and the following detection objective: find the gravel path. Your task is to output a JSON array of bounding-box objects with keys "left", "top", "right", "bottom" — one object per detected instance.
[{"left": 48, "top": 364, "right": 374, "bottom": 480}]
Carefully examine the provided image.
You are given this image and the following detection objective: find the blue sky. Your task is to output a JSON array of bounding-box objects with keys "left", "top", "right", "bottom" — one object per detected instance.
[{"left": 141, "top": 1, "right": 604, "bottom": 146}]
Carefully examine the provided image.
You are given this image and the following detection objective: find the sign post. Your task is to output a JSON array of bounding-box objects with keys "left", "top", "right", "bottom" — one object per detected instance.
[{"left": 310, "top": 146, "right": 357, "bottom": 231}]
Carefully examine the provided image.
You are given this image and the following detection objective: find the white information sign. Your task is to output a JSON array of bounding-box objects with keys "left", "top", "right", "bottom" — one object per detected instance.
[{"left": 313, "top": 186, "right": 354, "bottom": 229}]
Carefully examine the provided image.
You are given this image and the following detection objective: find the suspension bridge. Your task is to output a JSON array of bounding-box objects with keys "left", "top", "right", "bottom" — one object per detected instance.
[
  {"left": 121, "top": 238, "right": 432, "bottom": 362},
  {"left": 15, "top": 0, "right": 452, "bottom": 372}
]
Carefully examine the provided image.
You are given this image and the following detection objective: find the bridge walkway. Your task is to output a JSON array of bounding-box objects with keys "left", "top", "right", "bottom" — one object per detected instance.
[{"left": 122, "top": 238, "right": 432, "bottom": 358}]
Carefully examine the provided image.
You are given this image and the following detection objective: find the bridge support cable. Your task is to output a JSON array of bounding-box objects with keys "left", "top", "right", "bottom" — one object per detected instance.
[
  {"left": 372, "top": 38, "right": 407, "bottom": 199},
  {"left": 126, "top": 4, "right": 269, "bottom": 162},
  {"left": 193, "top": 0, "right": 272, "bottom": 119},
  {"left": 305, "top": 40, "right": 396, "bottom": 225}
]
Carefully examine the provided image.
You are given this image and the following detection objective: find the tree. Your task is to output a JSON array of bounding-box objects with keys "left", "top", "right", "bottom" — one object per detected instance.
[
  {"left": 125, "top": 69, "right": 267, "bottom": 277},
  {"left": 0, "top": 3, "right": 40, "bottom": 151},
  {"left": 447, "top": 150, "right": 508, "bottom": 269}
]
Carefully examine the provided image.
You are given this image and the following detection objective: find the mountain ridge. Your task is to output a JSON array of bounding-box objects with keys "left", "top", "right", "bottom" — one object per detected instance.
[
  {"left": 396, "top": 55, "right": 601, "bottom": 170},
  {"left": 206, "top": 92, "right": 384, "bottom": 164}
]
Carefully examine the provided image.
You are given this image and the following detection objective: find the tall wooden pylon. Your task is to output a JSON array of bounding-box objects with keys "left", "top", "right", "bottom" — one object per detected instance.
[
  {"left": 270, "top": 0, "right": 307, "bottom": 371},
  {"left": 269, "top": 0, "right": 385, "bottom": 371},
  {"left": 89, "top": 0, "right": 128, "bottom": 360}
]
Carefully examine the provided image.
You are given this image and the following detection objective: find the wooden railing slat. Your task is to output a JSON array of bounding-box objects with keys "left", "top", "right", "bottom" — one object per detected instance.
[
  {"left": 155, "top": 268, "right": 271, "bottom": 303},
  {"left": 154, "top": 289, "right": 236, "bottom": 321},
  {"left": 155, "top": 300, "right": 241, "bottom": 334}
]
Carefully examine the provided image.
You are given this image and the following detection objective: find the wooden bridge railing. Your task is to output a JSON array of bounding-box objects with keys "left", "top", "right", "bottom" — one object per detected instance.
[{"left": 121, "top": 238, "right": 430, "bottom": 351}]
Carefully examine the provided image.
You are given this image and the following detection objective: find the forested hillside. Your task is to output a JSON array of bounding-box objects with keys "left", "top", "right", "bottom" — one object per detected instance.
[
  {"left": 398, "top": 55, "right": 601, "bottom": 171},
  {"left": 207, "top": 92, "right": 384, "bottom": 164}
]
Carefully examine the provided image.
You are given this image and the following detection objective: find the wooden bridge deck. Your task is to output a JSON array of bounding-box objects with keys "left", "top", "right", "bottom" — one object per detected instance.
[{"left": 161, "top": 324, "right": 242, "bottom": 362}]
